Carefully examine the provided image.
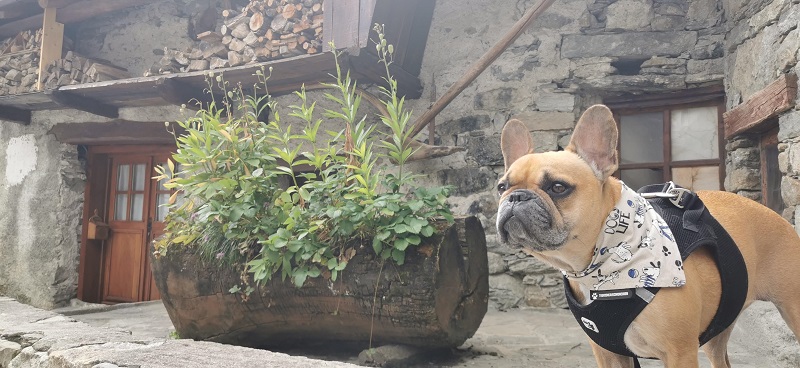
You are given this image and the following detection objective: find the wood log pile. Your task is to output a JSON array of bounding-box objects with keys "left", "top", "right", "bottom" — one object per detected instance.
[
  {"left": 146, "top": 0, "right": 324, "bottom": 76},
  {"left": 41, "top": 51, "right": 131, "bottom": 90},
  {"left": 0, "top": 30, "right": 42, "bottom": 95}
]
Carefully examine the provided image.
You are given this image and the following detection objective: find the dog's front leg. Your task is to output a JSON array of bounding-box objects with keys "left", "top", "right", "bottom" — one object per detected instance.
[{"left": 588, "top": 340, "right": 635, "bottom": 368}]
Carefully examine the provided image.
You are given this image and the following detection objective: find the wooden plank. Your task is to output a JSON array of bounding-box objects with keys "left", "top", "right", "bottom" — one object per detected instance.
[
  {"left": 155, "top": 78, "right": 219, "bottom": 110},
  {"left": 0, "top": 0, "right": 162, "bottom": 38},
  {"left": 37, "top": 0, "right": 79, "bottom": 8},
  {"left": 0, "top": 104, "right": 31, "bottom": 124},
  {"left": 324, "top": 0, "right": 359, "bottom": 50},
  {"left": 358, "top": 0, "right": 376, "bottom": 49},
  {"left": 46, "top": 88, "right": 119, "bottom": 118},
  {"left": 37, "top": 6, "right": 63, "bottom": 90},
  {"left": 724, "top": 73, "right": 798, "bottom": 139},
  {"left": 49, "top": 120, "right": 177, "bottom": 145},
  {"left": 0, "top": 91, "right": 59, "bottom": 109}
]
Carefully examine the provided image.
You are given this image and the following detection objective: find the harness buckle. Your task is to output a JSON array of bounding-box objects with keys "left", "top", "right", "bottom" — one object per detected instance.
[{"left": 639, "top": 181, "right": 692, "bottom": 209}]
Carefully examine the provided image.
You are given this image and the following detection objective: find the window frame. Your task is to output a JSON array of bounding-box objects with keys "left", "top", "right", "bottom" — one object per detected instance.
[{"left": 604, "top": 86, "right": 727, "bottom": 189}]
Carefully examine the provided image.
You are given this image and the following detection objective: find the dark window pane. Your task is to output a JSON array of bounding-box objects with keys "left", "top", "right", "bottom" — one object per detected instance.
[
  {"left": 620, "top": 112, "right": 664, "bottom": 164},
  {"left": 621, "top": 168, "right": 664, "bottom": 191}
]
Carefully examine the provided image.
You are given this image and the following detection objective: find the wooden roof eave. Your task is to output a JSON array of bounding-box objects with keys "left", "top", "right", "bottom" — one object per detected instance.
[{"left": 0, "top": 51, "right": 423, "bottom": 125}]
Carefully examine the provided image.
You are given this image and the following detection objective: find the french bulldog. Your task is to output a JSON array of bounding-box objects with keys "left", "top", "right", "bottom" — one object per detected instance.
[{"left": 495, "top": 104, "right": 800, "bottom": 367}]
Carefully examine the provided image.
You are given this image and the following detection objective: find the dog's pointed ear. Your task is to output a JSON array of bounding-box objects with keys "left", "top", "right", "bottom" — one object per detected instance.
[
  {"left": 566, "top": 105, "right": 618, "bottom": 180},
  {"left": 501, "top": 119, "right": 534, "bottom": 171}
]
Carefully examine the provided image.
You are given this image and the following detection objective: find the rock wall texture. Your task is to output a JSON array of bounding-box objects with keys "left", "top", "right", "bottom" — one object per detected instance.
[{"left": 0, "top": 115, "right": 84, "bottom": 309}]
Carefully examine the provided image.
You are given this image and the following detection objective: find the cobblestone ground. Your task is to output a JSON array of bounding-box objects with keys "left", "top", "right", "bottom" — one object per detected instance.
[{"left": 67, "top": 302, "right": 788, "bottom": 368}]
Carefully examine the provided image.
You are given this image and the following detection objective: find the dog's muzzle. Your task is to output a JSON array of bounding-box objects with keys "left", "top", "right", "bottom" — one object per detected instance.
[{"left": 496, "top": 189, "right": 566, "bottom": 251}]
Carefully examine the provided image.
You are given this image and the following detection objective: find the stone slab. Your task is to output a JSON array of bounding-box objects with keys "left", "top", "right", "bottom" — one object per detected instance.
[
  {"left": 0, "top": 297, "right": 359, "bottom": 368},
  {"left": 561, "top": 31, "right": 698, "bottom": 59}
]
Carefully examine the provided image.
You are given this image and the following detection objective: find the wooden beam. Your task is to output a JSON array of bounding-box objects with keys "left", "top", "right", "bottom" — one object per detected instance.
[
  {"left": 724, "top": 73, "right": 797, "bottom": 139},
  {"left": 37, "top": 0, "right": 79, "bottom": 8},
  {"left": 46, "top": 89, "right": 119, "bottom": 118},
  {"left": 0, "top": 0, "right": 161, "bottom": 38},
  {"left": 36, "top": 5, "right": 63, "bottom": 90},
  {"left": 48, "top": 120, "right": 178, "bottom": 145},
  {"left": 0, "top": 104, "right": 31, "bottom": 124},
  {"left": 155, "top": 78, "right": 220, "bottom": 111}
]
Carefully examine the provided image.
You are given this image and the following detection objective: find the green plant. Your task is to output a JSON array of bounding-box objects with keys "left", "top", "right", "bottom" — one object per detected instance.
[{"left": 154, "top": 24, "right": 453, "bottom": 293}]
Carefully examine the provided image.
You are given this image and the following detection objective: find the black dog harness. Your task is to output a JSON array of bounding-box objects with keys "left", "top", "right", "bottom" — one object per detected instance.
[{"left": 565, "top": 183, "right": 748, "bottom": 364}]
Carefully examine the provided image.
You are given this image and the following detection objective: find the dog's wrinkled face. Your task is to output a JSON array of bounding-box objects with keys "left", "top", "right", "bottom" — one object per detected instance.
[
  {"left": 496, "top": 151, "right": 603, "bottom": 252},
  {"left": 496, "top": 105, "right": 620, "bottom": 264}
]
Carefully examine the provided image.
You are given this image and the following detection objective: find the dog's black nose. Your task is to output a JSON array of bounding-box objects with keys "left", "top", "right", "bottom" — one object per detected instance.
[{"left": 508, "top": 190, "right": 533, "bottom": 203}]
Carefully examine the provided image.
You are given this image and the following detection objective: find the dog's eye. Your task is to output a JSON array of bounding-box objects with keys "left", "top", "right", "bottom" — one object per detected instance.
[
  {"left": 548, "top": 182, "right": 570, "bottom": 196},
  {"left": 497, "top": 182, "right": 507, "bottom": 193}
]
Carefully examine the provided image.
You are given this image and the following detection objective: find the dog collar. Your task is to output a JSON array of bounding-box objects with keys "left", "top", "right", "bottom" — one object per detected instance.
[{"left": 564, "top": 183, "right": 687, "bottom": 293}]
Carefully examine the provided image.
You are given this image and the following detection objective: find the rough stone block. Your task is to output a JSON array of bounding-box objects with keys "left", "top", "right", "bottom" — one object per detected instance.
[
  {"left": 0, "top": 340, "right": 21, "bottom": 366},
  {"left": 474, "top": 88, "right": 514, "bottom": 111},
  {"left": 779, "top": 151, "right": 789, "bottom": 174},
  {"left": 749, "top": 0, "right": 789, "bottom": 33},
  {"left": 686, "top": 59, "right": 724, "bottom": 83},
  {"left": 358, "top": 345, "right": 428, "bottom": 367},
  {"left": 435, "top": 167, "right": 496, "bottom": 195},
  {"left": 779, "top": 111, "right": 800, "bottom": 141},
  {"left": 730, "top": 147, "right": 760, "bottom": 168},
  {"left": 605, "top": 0, "right": 654, "bottom": 30},
  {"left": 686, "top": 0, "right": 722, "bottom": 30},
  {"left": 651, "top": 15, "right": 687, "bottom": 31},
  {"left": 524, "top": 286, "right": 552, "bottom": 308},
  {"left": 788, "top": 145, "right": 800, "bottom": 175},
  {"left": 465, "top": 134, "right": 503, "bottom": 166},
  {"left": 512, "top": 111, "right": 575, "bottom": 131},
  {"left": 690, "top": 35, "right": 725, "bottom": 60},
  {"left": 561, "top": 31, "right": 697, "bottom": 59},
  {"left": 530, "top": 131, "right": 560, "bottom": 153},
  {"left": 782, "top": 176, "right": 800, "bottom": 207},
  {"left": 572, "top": 58, "right": 616, "bottom": 79},
  {"left": 508, "top": 257, "right": 556, "bottom": 275},
  {"left": 488, "top": 274, "right": 524, "bottom": 310},
  {"left": 535, "top": 92, "right": 575, "bottom": 112},
  {"left": 487, "top": 252, "right": 506, "bottom": 275},
  {"left": 725, "top": 168, "right": 761, "bottom": 191},
  {"left": 654, "top": 1, "right": 687, "bottom": 16},
  {"left": 726, "top": 136, "right": 757, "bottom": 150}
]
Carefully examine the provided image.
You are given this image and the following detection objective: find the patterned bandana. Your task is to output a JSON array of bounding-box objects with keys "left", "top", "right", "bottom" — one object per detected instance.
[{"left": 564, "top": 183, "right": 686, "bottom": 291}]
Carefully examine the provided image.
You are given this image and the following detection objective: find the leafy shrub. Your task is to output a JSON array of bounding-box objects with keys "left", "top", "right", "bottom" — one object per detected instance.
[{"left": 154, "top": 25, "right": 454, "bottom": 291}]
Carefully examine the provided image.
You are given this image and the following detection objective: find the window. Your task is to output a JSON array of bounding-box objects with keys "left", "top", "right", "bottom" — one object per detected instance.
[{"left": 606, "top": 88, "right": 726, "bottom": 192}]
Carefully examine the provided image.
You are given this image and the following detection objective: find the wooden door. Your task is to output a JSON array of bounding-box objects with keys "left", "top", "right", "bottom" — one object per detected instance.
[{"left": 102, "top": 153, "right": 172, "bottom": 303}]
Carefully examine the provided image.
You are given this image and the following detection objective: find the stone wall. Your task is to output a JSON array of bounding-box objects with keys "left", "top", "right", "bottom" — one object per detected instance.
[
  {"left": 723, "top": 0, "right": 800, "bottom": 228},
  {"left": 0, "top": 115, "right": 84, "bottom": 309}
]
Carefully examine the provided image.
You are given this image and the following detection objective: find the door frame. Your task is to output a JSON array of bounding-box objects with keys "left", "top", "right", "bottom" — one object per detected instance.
[{"left": 77, "top": 144, "right": 175, "bottom": 303}]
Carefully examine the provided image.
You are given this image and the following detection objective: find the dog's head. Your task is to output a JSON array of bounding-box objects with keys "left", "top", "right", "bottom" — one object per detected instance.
[{"left": 496, "top": 105, "right": 621, "bottom": 270}]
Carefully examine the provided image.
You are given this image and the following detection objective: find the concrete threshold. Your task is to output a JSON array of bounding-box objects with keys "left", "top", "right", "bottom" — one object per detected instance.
[{"left": 0, "top": 297, "right": 359, "bottom": 368}]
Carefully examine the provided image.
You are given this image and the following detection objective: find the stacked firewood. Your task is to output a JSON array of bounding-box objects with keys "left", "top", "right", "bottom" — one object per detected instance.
[
  {"left": 0, "top": 51, "right": 40, "bottom": 95},
  {"left": 0, "top": 29, "right": 42, "bottom": 95},
  {"left": 145, "top": 0, "right": 324, "bottom": 76},
  {"left": 41, "top": 51, "right": 131, "bottom": 90}
]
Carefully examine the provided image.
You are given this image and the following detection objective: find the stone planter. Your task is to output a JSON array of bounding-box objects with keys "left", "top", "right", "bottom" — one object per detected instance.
[{"left": 150, "top": 216, "right": 488, "bottom": 349}]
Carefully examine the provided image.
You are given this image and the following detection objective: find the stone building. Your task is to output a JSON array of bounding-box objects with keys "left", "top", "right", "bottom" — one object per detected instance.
[{"left": 0, "top": 0, "right": 796, "bottom": 319}]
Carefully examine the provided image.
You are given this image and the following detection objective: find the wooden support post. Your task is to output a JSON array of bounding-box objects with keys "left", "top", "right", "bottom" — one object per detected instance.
[{"left": 37, "top": 6, "right": 63, "bottom": 91}]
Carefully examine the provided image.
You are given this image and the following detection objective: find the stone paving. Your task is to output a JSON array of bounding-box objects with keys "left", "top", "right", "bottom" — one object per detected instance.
[
  {"left": 0, "top": 295, "right": 795, "bottom": 367},
  {"left": 59, "top": 299, "right": 799, "bottom": 368}
]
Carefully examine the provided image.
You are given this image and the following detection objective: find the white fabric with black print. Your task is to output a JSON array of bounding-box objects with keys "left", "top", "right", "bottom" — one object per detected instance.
[{"left": 564, "top": 183, "right": 687, "bottom": 291}]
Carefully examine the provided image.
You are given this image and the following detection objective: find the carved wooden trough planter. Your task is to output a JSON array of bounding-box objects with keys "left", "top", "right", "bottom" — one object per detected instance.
[{"left": 150, "top": 216, "right": 488, "bottom": 349}]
